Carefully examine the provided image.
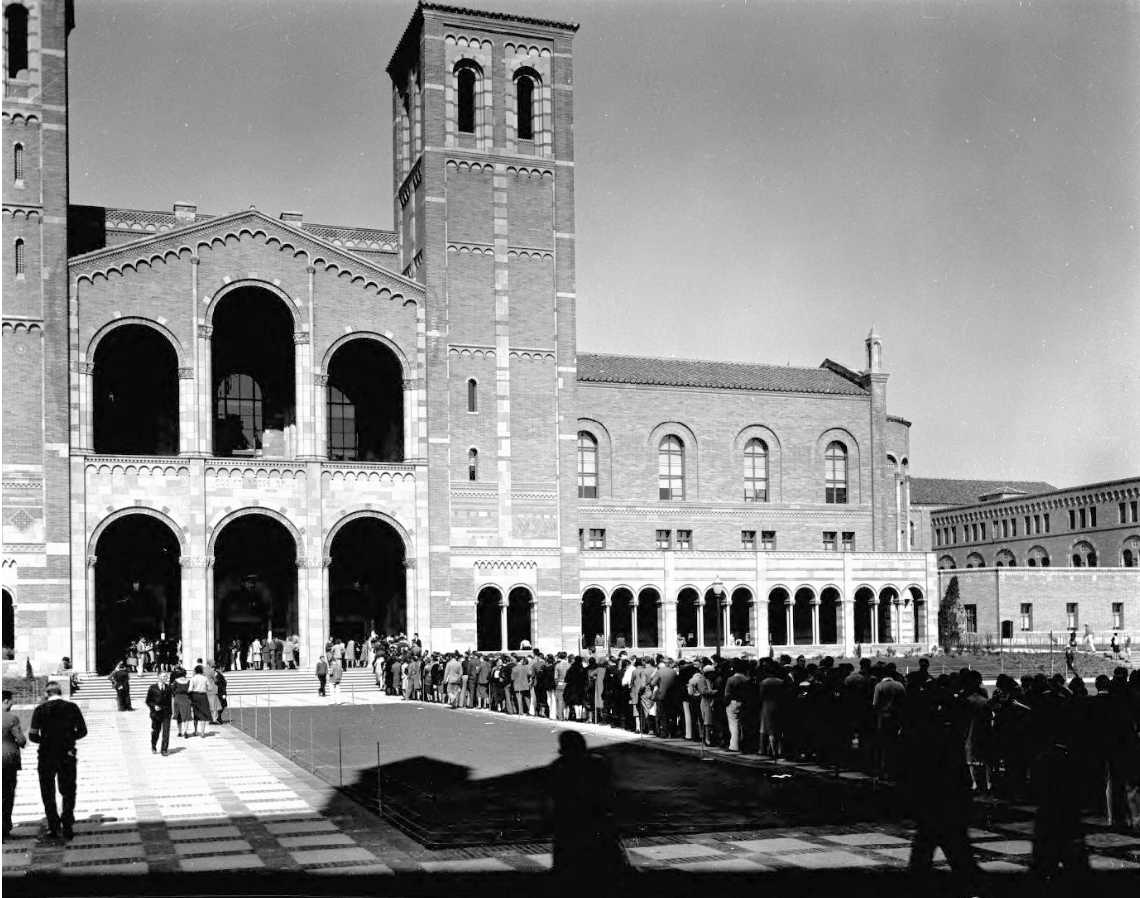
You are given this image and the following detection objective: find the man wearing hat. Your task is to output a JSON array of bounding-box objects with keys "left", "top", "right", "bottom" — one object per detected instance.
[
  {"left": 3, "top": 689, "right": 27, "bottom": 840},
  {"left": 28, "top": 681, "right": 87, "bottom": 841}
]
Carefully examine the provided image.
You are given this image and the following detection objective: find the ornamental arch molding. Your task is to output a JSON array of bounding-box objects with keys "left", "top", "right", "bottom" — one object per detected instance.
[
  {"left": 204, "top": 278, "right": 303, "bottom": 330},
  {"left": 320, "top": 331, "right": 411, "bottom": 379},
  {"left": 88, "top": 506, "right": 188, "bottom": 557},
  {"left": 207, "top": 506, "right": 304, "bottom": 557},
  {"left": 323, "top": 509, "right": 413, "bottom": 558},
  {"left": 86, "top": 316, "right": 187, "bottom": 366}
]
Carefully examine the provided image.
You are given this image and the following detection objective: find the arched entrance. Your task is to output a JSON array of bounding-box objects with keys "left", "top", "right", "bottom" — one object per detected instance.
[
  {"left": 793, "top": 587, "right": 814, "bottom": 645},
  {"left": 93, "top": 514, "right": 182, "bottom": 674},
  {"left": 879, "top": 587, "right": 899, "bottom": 643},
  {"left": 212, "top": 287, "right": 296, "bottom": 458},
  {"left": 768, "top": 587, "right": 789, "bottom": 646},
  {"left": 476, "top": 586, "right": 503, "bottom": 652},
  {"left": 820, "top": 587, "right": 841, "bottom": 645},
  {"left": 702, "top": 588, "right": 722, "bottom": 649},
  {"left": 637, "top": 587, "right": 660, "bottom": 648},
  {"left": 326, "top": 338, "right": 404, "bottom": 461},
  {"left": 93, "top": 324, "right": 179, "bottom": 455},
  {"left": 581, "top": 588, "right": 605, "bottom": 652},
  {"left": 506, "top": 586, "right": 533, "bottom": 651},
  {"left": 729, "top": 587, "right": 752, "bottom": 646},
  {"left": 854, "top": 586, "right": 874, "bottom": 644},
  {"left": 213, "top": 515, "right": 298, "bottom": 659},
  {"left": 610, "top": 587, "right": 633, "bottom": 649},
  {"left": 2, "top": 589, "right": 14, "bottom": 660},
  {"left": 909, "top": 586, "right": 926, "bottom": 643},
  {"left": 677, "top": 587, "right": 699, "bottom": 648},
  {"left": 328, "top": 517, "right": 406, "bottom": 644}
]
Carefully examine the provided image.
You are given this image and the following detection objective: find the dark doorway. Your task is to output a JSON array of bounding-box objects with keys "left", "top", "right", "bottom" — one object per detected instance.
[
  {"left": 2, "top": 589, "right": 14, "bottom": 660},
  {"left": 94, "top": 515, "right": 181, "bottom": 674},
  {"left": 476, "top": 587, "right": 502, "bottom": 652},
  {"left": 793, "top": 587, "right": 814, "bottom": 645},
  {"left": 610, "top": 587, "right": 633, "bottom": 649},
  {"left": 329, "top": 517, "right": 406, "bottom": 644},
  {"left": 820, "top": 587, "right": 840, "bottom": 645},
  {"left": 854, "top": 587, "right": 874, "bottom": 644},
  {"left": 637, "top": 588, "right": 660, "bottom": 649},
  {"left": 213, "top": 515, "right": 297, "bottom": 655},
  {"left": 212, "top": 288, "right": 295, "bottom": 458},
  {"left": 676, "top": 588, "right": 699, "bottom": 648},
  {"left": 879, "top": 588, "right": 898, "bottom": 643},
  {"left": 702, "top": 589, "right": 722, "bottom": 650},
  {"left": 729, "top": 588, "right": 752, "bottom": 645},
  {"left": 507, "top": 587, "right": 532, "bottom": 651},
  {"left": 326, "top": 340, "right": 404, "bottom": 462},
  {"left": 93, "top": 325, "right": 179, "bottom": 455},
  {"left": 768, "top": 588, "right": 789, "bottom": 645},
  {"left": 581, "top": 588, "right": 605, "bottom": 651}
]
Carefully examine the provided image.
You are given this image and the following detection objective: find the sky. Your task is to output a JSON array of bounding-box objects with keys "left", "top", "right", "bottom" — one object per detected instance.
[{"left": 66, "top": 0, "right": 1140, "bottom": 489}]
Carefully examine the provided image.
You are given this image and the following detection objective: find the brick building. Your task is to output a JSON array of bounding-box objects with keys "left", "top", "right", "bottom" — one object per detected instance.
[
  {"left": 909, "top": 477, "right": 1056, "bottom": 555},
  {"left": 3, "top": 1, "right": 937, "bottom": 673}
]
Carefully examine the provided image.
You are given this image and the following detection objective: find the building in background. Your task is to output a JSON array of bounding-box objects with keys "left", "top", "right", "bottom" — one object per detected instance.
[{"left": 909, "top": 478, "right": 1056, "bottom": 555}]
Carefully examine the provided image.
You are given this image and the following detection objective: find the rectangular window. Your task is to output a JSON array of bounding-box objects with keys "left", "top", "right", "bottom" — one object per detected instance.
[
  {"left": 1011, "top": 518, "right": 1017, "bottom": 537},
  {"left": 1020, "top": 603, "right": 1033, "bottom": 632},
  {"left": 761, "top": 531, "right": 776, "bottom": 551},
  {"left": 588, "top": 528, "right": 606, "bottom": 550},
  {"left": 1122, "top": 503, "right": 1129, "bottom": 524},
  {"left": 1112, "top": 603, "right": 1124, "bottom": 630},
  {"left": 655, "top": 529, "right": 671, "bottom": 550},
  {"left": 823, "top": 531, "right": 837, "bottom": 552},
  {"left": 1089, "top": 506, "right": 1096, "bottom": 528},
  {"left": 1033, "top": 514, "right": 1040, "bottom": 534},
  {"left": 1066, "top": 602, "right": 1079, "bottom": 630},
  {"left": 981, "top": 522, "right": 987, "bottom": 541},
  {"left": 1069, "top": 509, "right": 1076, "bottom": 530},
  {"left": 1079, "top": 508, "right": 1087, "bottom": 529},
  {"left": 1002, "top": 519, "right": 1008, "bottom": 538},
  {"left": 1132, "top": 500, "right": 1138, "bottom": 523},
  {"left": 964, "top": 604, "right": 978, "bottom": 634},
  {"left": 935, "top": 529, "right": 942, "bottom": 547},
  {"left": 952, "top": 526, "right": 958, "bottom": 544},
  {"left": 842, "top": 531, "right": 855, "bottom": 552},
  {"left": 1044, "top": 513, "right": 1050, "bottom": 533},
  {"left": 1025, "top": 516, "right": 1032, "bottom": 535},
  {"left": 741, "top": 530, "right": 756, "bottom": 550},
  {"left": 676, "top": 529, "right": 692, "bottom": 550}
]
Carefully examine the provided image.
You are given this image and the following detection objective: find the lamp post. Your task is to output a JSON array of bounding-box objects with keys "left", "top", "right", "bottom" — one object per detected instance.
[{"left": 711, "top": 577, "right": 725, "bottom": 660}]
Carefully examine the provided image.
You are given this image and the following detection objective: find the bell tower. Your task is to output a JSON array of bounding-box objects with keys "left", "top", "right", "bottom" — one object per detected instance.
[
  {"left": 2, "top": 0, "right": 73, "bottom": 670},
  {"left": 388, "top": 3, "right": 580, "bottom": 651}
]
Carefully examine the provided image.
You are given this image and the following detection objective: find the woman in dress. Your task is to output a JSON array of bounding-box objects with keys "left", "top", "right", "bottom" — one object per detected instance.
[
  {"left": 250, "top": 637, "right": 262, "bottom": 671},
  {"left": 187, "top": 664, "right": 212, "bottom": 736},
  {"left": 171, "top": 666, "right": 194, "bottom": 738}
]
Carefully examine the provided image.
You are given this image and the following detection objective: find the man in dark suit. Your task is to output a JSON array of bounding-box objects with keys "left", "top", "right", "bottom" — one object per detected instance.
[
  {"left": 145, "top": 672, "right": 173, "bottom": 755},
  {"left": 28, "top": 681, "right": 87, "bottom": 841}
]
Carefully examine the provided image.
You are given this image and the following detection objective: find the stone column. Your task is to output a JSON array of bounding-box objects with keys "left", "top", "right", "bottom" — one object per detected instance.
[
  {"left": 85, "top": 555, "right": 97, "bottom": 671},
  {"left": 178, "top": 555, "right": 211, "bottom": 667},
  {"left": 403, "top": 377, "right": 418, "bottom": 461},
  {"left": 893, "top": 598, "right": 902, "bottom": 644},
  {"left": 630, "top": 598, "right": 639, "bottom": 650},
  {"left": 722, "top": 597, "right": 731, "bottom": 646},
  {"left": 178, "top": 366, "right": 196, "bottom": 455},
  {"left": 197, "top": 325, "right": 213, "bottom": 454},
  {"left": 499, "top": 595, "right": 508, "bottom": 653},
  {"left": 78, "top": 363, "right": 93, "bottom": 452},
  {"left": 810, "top": 598, "right": 821, "bottom": 646},
  {"left": 602, "top": 597, "right": 612, "bottom": 649},
  {"left": 314, "top": 374, "right": 328, "bottom": 460},
  {"left": 784, "top": 598, "right": 794, "bottom": 648},
  {"left": 294, "top": 331, "right": 313, "bottom": 459},
  {"left": 529, "top": 599, "right": 538, "bottom": 648},
  {"left": 749, "top": 599, "right": 761, "bottom": 651},
  {"left": 870, "top": 598, "right": 880, "bottom": 645},
  {"left": 695, "top": 597, "right": 706, "bottom": 648}
]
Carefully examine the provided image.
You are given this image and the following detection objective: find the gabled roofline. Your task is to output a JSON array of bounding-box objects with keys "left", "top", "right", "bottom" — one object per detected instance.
[
  {"left": 820, "top": 358, "right": 869, "bottom": 389},
  {"left": 67, "top": 208, "right": 424, "bottom": 295}
]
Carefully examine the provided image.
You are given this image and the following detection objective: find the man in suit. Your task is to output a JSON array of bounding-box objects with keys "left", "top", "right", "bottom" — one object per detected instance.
[
  {"left": 145, "top": 673, "right": 173, "bottom": 755},
  {"left": 28, "top": 682, "right": 87, "bottom": 841}
]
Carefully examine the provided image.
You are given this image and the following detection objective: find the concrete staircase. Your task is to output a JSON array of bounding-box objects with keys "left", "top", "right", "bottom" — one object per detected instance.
[{"left": 71, "top": 666, "right": 383, "bottom": 708}]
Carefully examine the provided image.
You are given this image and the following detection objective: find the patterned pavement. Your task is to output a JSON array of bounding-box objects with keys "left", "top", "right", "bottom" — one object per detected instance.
[{"left": 3, "top": 700, "right": 1140, "bottom": 879}]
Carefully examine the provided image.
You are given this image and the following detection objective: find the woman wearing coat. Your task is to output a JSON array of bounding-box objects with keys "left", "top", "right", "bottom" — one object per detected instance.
[{"left": 563, "top": 656, "right": 588, "bottom": 721}]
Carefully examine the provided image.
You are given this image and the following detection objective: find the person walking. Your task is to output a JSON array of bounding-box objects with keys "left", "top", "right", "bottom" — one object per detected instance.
[
  {"left": 3, "top": 689, "right": 27, "bottom": 841},
  {"left": 171, "top": 665, "right": 193, "bottom": 738},
  {"left": 214, "top": 669, "right": 228, "bottom": 724},
  {"left": 28, "top": 682, "right": 87, "bottom": 841},
  {"left": 145, "top": 673, "right": 173, "bottom": 755},
  {"left": 329, "top": 656, "right": 344, "bottom": 705},
  {"left": 109, "top": 661, "right": 133, "bottom": 711},
  {"left": 315, "top": 654, "right": 328, "bottom": 696}
]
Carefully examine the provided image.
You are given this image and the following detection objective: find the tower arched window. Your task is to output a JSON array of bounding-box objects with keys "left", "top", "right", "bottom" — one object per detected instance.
[
  {"left": 467, "top": 448, "right": 478, "bottom": 482},
  {"left": 215, "top": 373, "right": 263, "bottom": 455},
  {"left": 327, "top": 386, "right": 358, "bottom": 460},
  {"left": 457, "top": 66, "right": 476, "bottom": 134},
  {"left": 824, "top": 441, "right": 848, "bottom": 504},
  {"left": 5, "top": 5, "right": 29, "bottom": 79},
  {"left": 13, "top": 143, "right": 24, "bottom": 182},
  {"left": 14, "top": 238, "right": 25, "bottom": 277},
  {"left": 658, "top": 435, "right": 685, "bottom": 501},
  {"left": 743, "top": 438, "right": 768, "bottom": 502},
  {"left": 516, "top": 73, "right": 535, "bottom": 141},
  {"left": 577, "top": 432, "right": 597, "bottom": 499},
  {"left": 466, "top": 378, "right": 478, "bottom": 413}
]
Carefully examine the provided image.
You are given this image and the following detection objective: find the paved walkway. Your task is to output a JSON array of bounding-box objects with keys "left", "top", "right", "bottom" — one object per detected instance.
[{"left": 4, "top": 698, "right": 1139, "bottom": 879}]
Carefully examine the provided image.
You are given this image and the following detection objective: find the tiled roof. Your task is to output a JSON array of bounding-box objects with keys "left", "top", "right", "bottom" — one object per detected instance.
[
  {"left": 910, "top": 478, "right": 1057, "bottom": 507},
  {"left": 419, "top": 2, "right": 579, "bottom": 32},
  {"left": 576, "top": 353, "right": 869, "bottom": 396}
]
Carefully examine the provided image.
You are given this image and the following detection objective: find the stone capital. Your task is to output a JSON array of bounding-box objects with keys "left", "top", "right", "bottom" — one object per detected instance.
[
  {"left": 198, "top": 325, "right": 213, "bottom": 339},
  {"left": 179, "top": 555, "right": 213, "bottom": 568},
  {"left": 306, "top": 265, "right": 316, "bottom": 274},
  {"left": 86, "top": 554, "right": 97, "bottom": 568},
  {"left": 293, "top": 331, "right": 310, "bottom": 345},
  {"left": 402, "top": 378, "right": 419, "bottom": 390},
  {"left": 314, "top": 374, "right": 329, "bottom": 388},
  {"left": 403, "top": 558, "right": 416, "bottom": 570},
  {"left": 190, "top": 256, "right": 200, "bottom": 265},
  {"left": 178, "top": 366, "right": 195, "bottom": 380}
]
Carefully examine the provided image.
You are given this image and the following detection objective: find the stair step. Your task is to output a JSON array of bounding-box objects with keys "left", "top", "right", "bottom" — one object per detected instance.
[{"left": 73, "top": 667, "right": 380, "bottom": 699}]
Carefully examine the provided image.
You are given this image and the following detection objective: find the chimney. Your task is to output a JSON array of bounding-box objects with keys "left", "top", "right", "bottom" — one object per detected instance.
[
  {"left": 173, "top": 201, "right": 197, "bottom": 223},
  {"left": 280, "top": 211, "right": 304, "bottom": 224}
]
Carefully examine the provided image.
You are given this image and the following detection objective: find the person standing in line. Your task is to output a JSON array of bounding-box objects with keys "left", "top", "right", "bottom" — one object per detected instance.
[
  {"left": 187, "top": 665, "right": 212, "bottom": 737},
  {"left": 250, "top": 637, "right": 262, "bottom": 671},
  {"left": 372, "top": 649, "right": 386, "bottom": 690},
  {"left": 315, "top": 654, "right": 328, "bottom": 696},
  {"left": 329, "top": 655, "right": 344, "bottom": 705},
  {"left": 444, "top": 652, "right": 464, "bottom": 708},
  {"left": 214, "top": 669, "right": 228, "bottom": 724},
  {"left": 3, "top": 689, "right": 27, "bottom": 841},
  {"left": 345, "top": 639, "right": 356, "bottom": 671},
  {"left": 171, "top": 665, "right": 193, "bottom": 738},
  {"left": 204, "top": 659, "right": 221, "bottom": 726},
  {"left": 145, "top": 673, "right": 173, "bottom": 755},
  {"left": 28, "top": 682, "right": 87, "bottom": 842}
]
